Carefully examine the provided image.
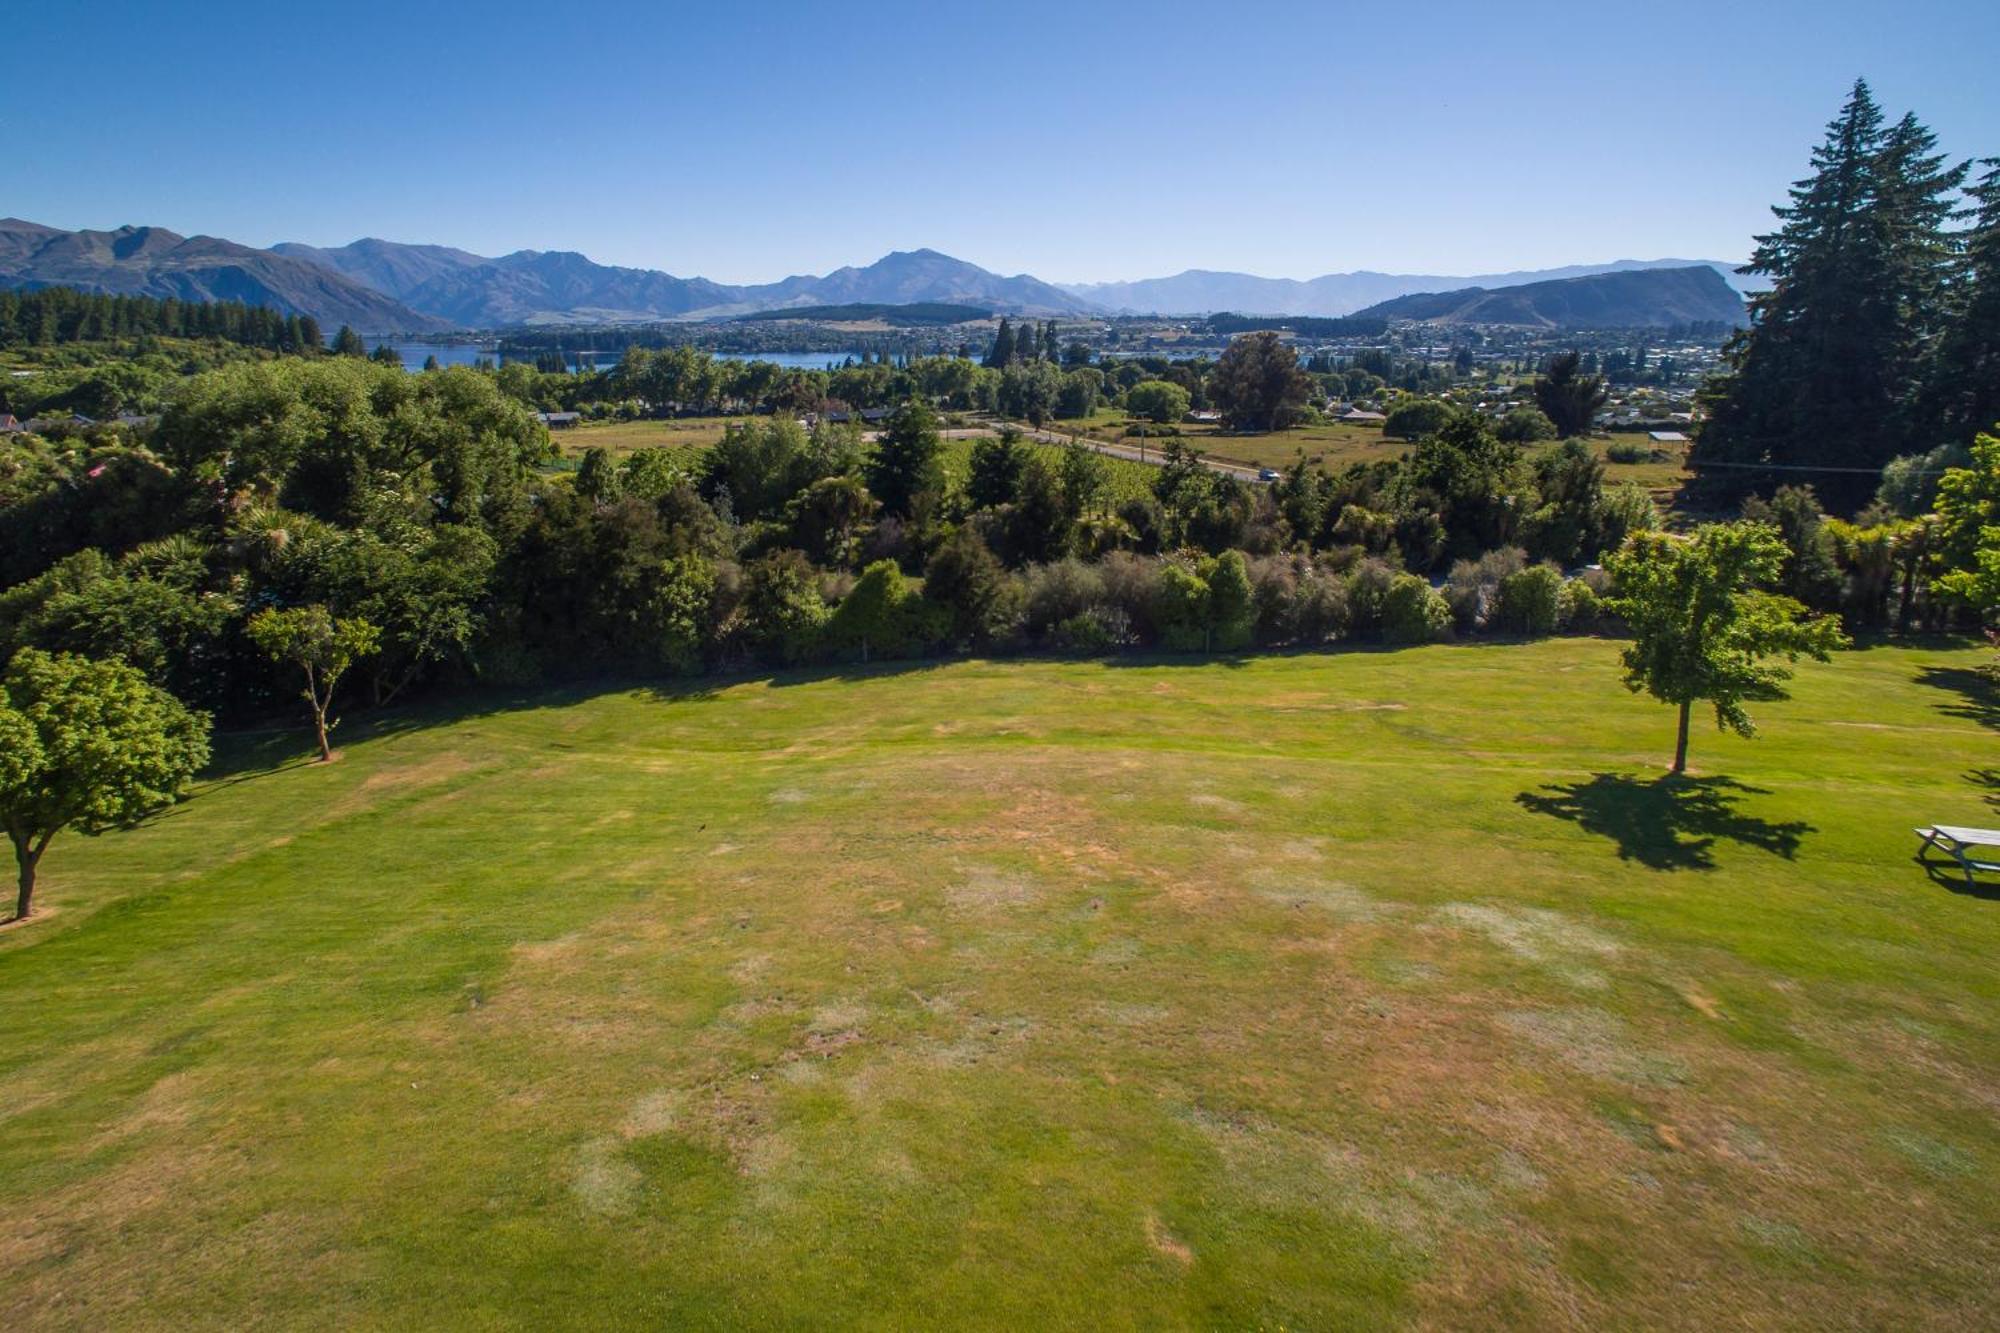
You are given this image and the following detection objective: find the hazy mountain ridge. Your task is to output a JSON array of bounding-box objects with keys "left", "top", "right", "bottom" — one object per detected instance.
[
  {"left": 1063, "top": 258, "right": 1763, "bottom": 317},
  {"left": 1349, "top": 265, "right": 1748, "bottom": 328},
  {"left": 261, "top": 240, "right": 1095, "bottom": 325},
  {"left": 4, "top": 217, "right": 1754, "bottom": 331},
  {"left": 0, "top": 219, "right": 446, "bottom": 333},
  {"left": 269, "top": 238, "right": 489, "bottom": 302}
]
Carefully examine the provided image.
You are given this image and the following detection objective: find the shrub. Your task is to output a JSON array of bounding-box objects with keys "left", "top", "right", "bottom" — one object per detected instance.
[
  {"left": 1023, "top": 558, "right": 1106, "bottom": 638},
  {"left": 1876, "top": 442, "right": 1971, "bottom": 518},
  {"left": 1599, "top": 482, "right": 1659, "bottom": 552},
  {"left": 1558, "top": 576, "right": 1600, "bottom": 631},
  {"left": 1096, "top": 551, "right": 1162, "bottom": 645},
  {"left": 1248, "top": 554, "right": 1298, "bottom": 645},
  {"left": 1248, "top": 553, "right": 1351, "bottom": 646},
  {"left": 1288, "top": 564, "right": 1351, "bottom": 645},
  {"left": 922, "top": 527, "right": 1021, "bottom": 649},
  {"left": 825, "top": 559, "right": 933, "bottom": 663},
  {"left": 1605, "top": 440, "right": 1650, "bottom": 464},
  {"left": 741, "top": 549, "right": 829, "bottom": 666},
  {"left": 1153, "top": 558, "right": 1212, "bottom": 653},
  {"left": 1206, "top": 550, "right": 1256, "bottom": 652},
  {"left": 1494, "top": 564, "right": 1564, "bottom": 636},
  {"left": 1048, "top": 607, "right": 1132, "bottom": 654},
  {"left": 1496, "top": 407, "right": 1558, "bottom": 444},
  {"left": 1443, "top": 547, "right": 1526, "bottom": 632},
  {"left": 1114, "top": 495, "right": 1167, "bottom": 554},
  {"left": 1381, "top": 573, "right": 1451, "bottom": 643},
  {"left": 1345, "top": 557, "right": 1399, "bottom": 636},
  {"left": 1383, "top": 398, "right": 1454, "bottom": 440}
]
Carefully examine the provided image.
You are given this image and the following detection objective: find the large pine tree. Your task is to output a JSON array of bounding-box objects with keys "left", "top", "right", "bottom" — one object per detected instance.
[
  {"left": 1694, "top": 81, "right": 1963, "bottom": 510},
  {"left": 1929, "top": 159, "right": 2000, "bottom": 445}
]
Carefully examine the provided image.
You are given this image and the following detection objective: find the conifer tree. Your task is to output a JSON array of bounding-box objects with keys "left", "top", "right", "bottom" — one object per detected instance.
[
  {"left": 985, "top": 318, "right": 1014, "bottom": 369},
  {"left": 1930, "top": 160, "right": 2000, "bottom": 444},
  {"left": 1695, "top": 81, "right": 1965, "bottom": 510}
]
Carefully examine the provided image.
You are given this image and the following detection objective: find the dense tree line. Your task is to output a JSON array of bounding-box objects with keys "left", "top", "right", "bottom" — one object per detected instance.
[
  {"left": 0, "top": 286, "right": 324, "bottom": 356},
  {"left": 7, "top": 347, "right": 1990, "bottom": 728},
  {"left": 0, "top": 357, "right": 1646, "bottom": 726}
]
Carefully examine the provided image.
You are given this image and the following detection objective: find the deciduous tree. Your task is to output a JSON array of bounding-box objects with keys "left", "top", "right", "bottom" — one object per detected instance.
[
  {"left": 1607, "top": 523, "right": 1847, "bottom": 774},
  {"left": 0, "top": 649, "right": 209, "bottom": 919},
  {"left": 1125, "top": 380, "right": 1190, "bottom": 428},
  {"left": 247, "top": 605, "right": 380, "bottom": 762}
]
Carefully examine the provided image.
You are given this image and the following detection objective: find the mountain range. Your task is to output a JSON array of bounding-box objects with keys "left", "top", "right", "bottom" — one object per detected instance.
[
  {"left": 2, "top": 217, "right": 1755, "bottom": 332},
  {"left": 270, "top": 241, "right": 1090, "bottom": 327},
  {"left": 0, "top": 218, "right": 449, "bottom": 333},
  {"left": 1348, "top": 265, "right": 1748, "bottom": 329},
  {"left": 1061, "top": 259, "right": 1763, "bottom": 318}
]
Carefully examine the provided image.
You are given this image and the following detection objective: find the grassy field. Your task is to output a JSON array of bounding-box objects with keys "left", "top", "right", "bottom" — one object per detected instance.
[
  {"left": 1052, "top": 410, "right": 1410, "bottom": 473},
  {"left": 1, "top": 640, "right": 1995, "bottom": 1327},
  {"left": 551, "top": 417, "right": 758, "bottom": 458},
  {"left": 1051, "top": 411, "right": 1692, "bottom": 496}
]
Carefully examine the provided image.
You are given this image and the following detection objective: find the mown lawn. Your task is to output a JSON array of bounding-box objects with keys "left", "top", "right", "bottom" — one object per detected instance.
[{"left": 1, "top": 639, "right": 1994, "bottom": 1328}]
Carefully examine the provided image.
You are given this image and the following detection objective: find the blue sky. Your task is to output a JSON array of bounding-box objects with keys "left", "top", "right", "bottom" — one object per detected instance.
[{"left": 10, "top": 1, "right": 1999, "bottom": 284}]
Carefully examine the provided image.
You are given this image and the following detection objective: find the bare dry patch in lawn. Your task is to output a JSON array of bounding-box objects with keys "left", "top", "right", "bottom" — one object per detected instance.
[
  {"left": 1499, "top": 1007, "right": 1688, "bottom": 1086},
  {"left": 1434, "top": 902, "right": 1623, "bottom": 989},
  {"left": 1144, "top": 1211, "right": 1194, "bottom": 1265},
  {"left": 0, "top": 1132, "right": 226, "bottom": 1318},
  {"left": 350, "top": 751, "right": 482, "bottom": 798},
  {"left": 947, "top": 865, "right": 1044, "bottom": 912},
  {"left": 1255, "top": 876, "right": 1396, "bottom": 923},
  {"left": 569, "top": 1135, "right": 641, "bottom": 1216},
  {"left": 622, "top": 1089, "right": 682, "bottom": 1138},
  {"left": 925, "top": 1014, "right": 1035, "bottom": 1068}
]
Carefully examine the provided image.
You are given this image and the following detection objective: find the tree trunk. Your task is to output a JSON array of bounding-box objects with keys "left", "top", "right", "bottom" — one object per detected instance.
[
  {"left": 1895, "top": 561, "right": 1916, "bottom": 635},
  {"left": 1672, "top": 699, "right": 1692, "bottom": 776},
  {"left": 313, "top": 706, "right": 333, "bottom": 762},
  {"left": 13, "top": 838, "right": 41, "bottom": 921}
]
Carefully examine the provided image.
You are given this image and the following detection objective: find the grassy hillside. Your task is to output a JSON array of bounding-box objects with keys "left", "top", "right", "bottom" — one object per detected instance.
[{"left": 1, "top": 640, "right": 1994, "bottom": 1327}]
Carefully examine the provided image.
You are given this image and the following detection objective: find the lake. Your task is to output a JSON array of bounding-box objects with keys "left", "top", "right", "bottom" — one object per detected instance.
[{"left": 365, "top": 341, "right": 873, "bottom": 374}]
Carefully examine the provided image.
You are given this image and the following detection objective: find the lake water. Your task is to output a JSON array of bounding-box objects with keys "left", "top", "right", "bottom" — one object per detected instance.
[{"left": 366, "top": 340, "right": 872, "bottom": 374}]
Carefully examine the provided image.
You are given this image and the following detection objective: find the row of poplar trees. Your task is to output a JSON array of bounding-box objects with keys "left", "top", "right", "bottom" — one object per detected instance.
[{"left": 1695, "top": 79, "right": 2000, "bottom": 511}]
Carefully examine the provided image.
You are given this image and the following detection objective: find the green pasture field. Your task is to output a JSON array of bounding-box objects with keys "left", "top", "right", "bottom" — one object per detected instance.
[{"left": 1, "top": 638, "right": 1993, "bottom": 1326}]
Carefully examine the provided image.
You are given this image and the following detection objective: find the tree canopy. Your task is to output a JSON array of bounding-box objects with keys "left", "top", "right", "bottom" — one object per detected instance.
[
  {"left": 1607, "top": 523, "right": 1847, "bottom": 774},
  {"left": 0, "top": 648, "right": 209, "bottom": 918},
  {"left": 1209, "top": 333, "right": 1312, "bottom": 433}
]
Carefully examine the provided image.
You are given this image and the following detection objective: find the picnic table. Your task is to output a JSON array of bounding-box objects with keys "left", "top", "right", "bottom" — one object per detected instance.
[{"left": 1915, "top": 826, "right": 2000, "bottom": 888}]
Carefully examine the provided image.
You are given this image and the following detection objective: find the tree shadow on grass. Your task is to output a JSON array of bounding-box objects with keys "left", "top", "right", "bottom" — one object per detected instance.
[
  {"left": 1917, "top": 665, "right": 1999, "bottom": 731},
  {"left": 1515, "top": 773, "right": 1815, "bottom": 871}
]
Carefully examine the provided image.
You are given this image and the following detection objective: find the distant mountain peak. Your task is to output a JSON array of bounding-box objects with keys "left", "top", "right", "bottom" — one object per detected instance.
[
  {"left": 1061, "top": 258, "right": 1762, "bottom": 316},
  {"left": 1, "top": 217, "right": 446, "bottom": 332},
  {"left": 1349, "top": 265, "right": 1747, "bottom": 329}
]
